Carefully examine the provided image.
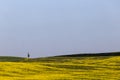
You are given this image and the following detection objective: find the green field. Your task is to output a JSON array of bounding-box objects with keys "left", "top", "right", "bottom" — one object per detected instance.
[{"left": 0, "top": 56, "right": 120, "bottom": 80}]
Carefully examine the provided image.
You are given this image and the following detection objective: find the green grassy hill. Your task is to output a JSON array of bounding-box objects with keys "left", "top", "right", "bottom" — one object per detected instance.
[
  {"left": 0, "top": 54, "right": 120, "bottom": 80},
  {"left": 0, "top": 56, "right": 24, "bottom": 62}
]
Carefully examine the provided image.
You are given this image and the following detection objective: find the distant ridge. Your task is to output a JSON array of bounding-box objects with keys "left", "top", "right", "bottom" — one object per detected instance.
[
  {"left": 0, "top": 52, "right": 120, "bottom": 62},
  {"left": 56, "top": 52, "right": 120, "bottom": 57},
  {"left": 0, "top": 56, "right": 24, "bottom": 62}
]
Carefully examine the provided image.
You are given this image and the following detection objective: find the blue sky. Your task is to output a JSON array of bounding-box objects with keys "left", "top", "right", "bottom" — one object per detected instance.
[{"left": 0, "top": 0, "right": 120, "bottom": 57}]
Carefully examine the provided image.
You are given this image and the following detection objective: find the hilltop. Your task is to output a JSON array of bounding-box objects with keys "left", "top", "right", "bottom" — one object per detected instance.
[
  {"left": 0, "top": 56, "right": 24, "bottom": 62},
  {"left": 55, "top": 52, "right": 120, "bottom": 57},
  {"left": 0, "top": 52, "right": 120, "bottom": 62}
]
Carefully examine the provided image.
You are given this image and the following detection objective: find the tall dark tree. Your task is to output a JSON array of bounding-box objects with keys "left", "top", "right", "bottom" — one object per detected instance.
[{"left": 27, "top": 52, "right": 30, "bottom": 58}]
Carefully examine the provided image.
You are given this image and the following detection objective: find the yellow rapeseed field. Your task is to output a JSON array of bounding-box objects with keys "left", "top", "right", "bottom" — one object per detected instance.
[{"left": 0, "top": 56, "right": 120, "bottom": 80}]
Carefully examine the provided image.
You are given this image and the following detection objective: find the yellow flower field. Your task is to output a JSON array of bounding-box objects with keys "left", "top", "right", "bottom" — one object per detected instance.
[{"left": 0, "top": 56, "right": 120, "bottom": 80}]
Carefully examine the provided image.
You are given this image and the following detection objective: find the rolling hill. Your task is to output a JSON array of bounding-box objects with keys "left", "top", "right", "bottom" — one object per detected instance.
[{"left": 0, "top": 52, "right": 120, "bottom": 80}]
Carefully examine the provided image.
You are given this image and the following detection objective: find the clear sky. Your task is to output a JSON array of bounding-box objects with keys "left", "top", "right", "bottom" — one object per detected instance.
[{"left": 0, "top": 0, "right": 120, "bottom": 57}]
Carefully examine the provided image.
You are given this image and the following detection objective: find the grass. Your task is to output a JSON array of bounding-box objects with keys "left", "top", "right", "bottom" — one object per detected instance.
[{"left": 0, "top": 55, "right": 120, "bottom": 80}]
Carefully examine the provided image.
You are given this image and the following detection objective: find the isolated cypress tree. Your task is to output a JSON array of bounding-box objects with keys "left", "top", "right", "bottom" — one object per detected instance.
[{"left": 27, "top": 52, "right": 30, "bottom": 59}]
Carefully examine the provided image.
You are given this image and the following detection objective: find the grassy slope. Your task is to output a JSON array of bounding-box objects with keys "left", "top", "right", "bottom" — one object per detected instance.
[{"left": 0, "top": 56, "right": 120, "bottom": 80}]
